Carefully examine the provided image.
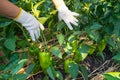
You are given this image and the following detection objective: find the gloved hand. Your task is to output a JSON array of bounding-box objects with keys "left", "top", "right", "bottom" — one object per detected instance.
[
  {"left": 15, "top": 8, "right": 44, "bottom": 41},
  {"left": 57, "top": 5, "right": 79, "bottom": 30}
]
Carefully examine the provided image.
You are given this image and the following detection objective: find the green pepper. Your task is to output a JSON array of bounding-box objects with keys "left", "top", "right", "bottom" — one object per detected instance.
[{"left": 39, "top": 52, "right": 52, "bottom": 70}]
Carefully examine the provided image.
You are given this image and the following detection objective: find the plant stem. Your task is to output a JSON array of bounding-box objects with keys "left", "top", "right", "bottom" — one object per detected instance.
[{"left": 40, "top": 30, "right": 48, "bottom": 52}]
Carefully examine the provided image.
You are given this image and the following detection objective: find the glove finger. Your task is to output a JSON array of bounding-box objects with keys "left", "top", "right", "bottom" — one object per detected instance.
[
  {"left": 37, "top": 29, "right": 40, "bottom": 37},
  {"left": 72, "top": 17, "right": 78, "bottom": 22},
  {"left": 64, "top": 20, "right": 73, "bottom": 30},
  {"left": 34, "top": 29, "right": 40, "bottom": 39},
  {"left": 29, "top": 30, "right": 35, "bottom": 41},
  {"left": 39, "top": 23, "right": 44, "bottom": 30},
  {"left": 69, "top": 16, "right": 78, "bottom": 23},
  {"left": 72, "top": 12, "right": 79, "bottom": 16},
  {"left": 70, "top": 20, "right": 78, "bottom": 26}
]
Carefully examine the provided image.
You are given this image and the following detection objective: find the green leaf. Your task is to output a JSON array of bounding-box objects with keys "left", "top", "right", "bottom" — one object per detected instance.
[
  {"left": 73, "top": 31, "right": 82, "bottom": 35},
  {"left": 114, "top": 21, "right": 120, "bottom": 37},
  {"left": 68, "top": 35, "right": 76, "bottom": 42},
  {"left": 38, "top": 17, "right": 48, "bottom": 24},
  {"left": 57, "top": 33, "right": 64, "bottom": 45},
  {"left": 26, "top": 64, "right": 35, "bottom": 74},
  {"left": 68, "top": 62, "right": 79, "bottom": 78},
  {"left": 63, "top": 42, "right": 72, "bottom": 54},
  {"left": 103, "top": 74, "right": 120, "bottom": 80},
  {"left": 3, "top": 74, "right": 11, "bottom": 80},
  {"left": 9, "top": 52, "right": 19, "bottom": 62},
  {"left": 26, "top": 1, "right": 33, "bottom": 11},
  {"left": 50, "top": 46, "right": 62, "bottom": 59},
  {"left": 13, "top": 74, "right": 29, "bottom": 80},
  {"left": 10, "top": 62, "right": 24, "bottom": 75},
  {"left": 112, "top": 53, "right": 120, "bottom": 61},
  {"left": 4, "top": 59, "right": 19, "bottom": 71},
  {"left": 103, "top": 72, "right": 120, "bottom": 80},
  {"left": 56, "top": 21, "right": 65, "bottom": 31},
  {"left": 90, "top": 22, "right": 102, "bottom": 30},
  {"left": 107, "top": 72, "right": 120, "bottom": 78},
  {"left": 32, "top": 0, "right": 45, "bottom": 17},
  {"left": 106, "top": 37, "right": 116, "bottom": 48},
  {"left": 80, "top": 65, "right": 89, "bottom": 80},
  {"left": 97, "top": 52, "right": 105, "bottom": 61},
  {"left": 83, "top": 0, "right": 90, "bottom": 3},
  {"left": 75, "top": 44, "right": 89, "bottom": 61},
  {"left": 0, "top": 18, "right": 12, "bottom": 27},
  {"left": 55, "top": 71, "right": 63, "bottom": 80},
  {"left": 4, "top": 38, "right": 16, "bottom": 51},
  {"left": 0, "top": 74, "right": 2, "bottom": 79},
  {"left": 18, "top": 59, "right": 28, "bottom": 64},
  {"left": 88, "top": 30, "right": 102, "bottom": 43},
  {"left": 47, "top": 67, "right": 55, "bottom": 80},
  {"left": 0, "top": 64, "right": 5, "bottom": 71},
  {"left": 88, "top": 45, "right": 96, "bottom": 55},
  {"left": 11, "top": 59, "right": 28, "bottom": 75},
  {"left": 98, "top": 39, "right": 106, "bottom": 52}
]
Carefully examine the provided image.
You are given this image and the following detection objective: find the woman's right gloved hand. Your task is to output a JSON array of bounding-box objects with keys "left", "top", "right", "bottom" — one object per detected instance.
[{"left": 15, "top": 8, "right": 44, "bottom": 41}]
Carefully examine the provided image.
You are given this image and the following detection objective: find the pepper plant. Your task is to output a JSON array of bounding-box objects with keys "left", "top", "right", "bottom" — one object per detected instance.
[{"left": 0, "top": 0, "right": 120, "bottom": 80}]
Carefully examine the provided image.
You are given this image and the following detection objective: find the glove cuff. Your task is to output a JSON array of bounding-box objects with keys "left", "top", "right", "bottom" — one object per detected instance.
[
  {"left": 14, "top": 8, "right": 22, "bottom": 20},
  {"left": 14, "top": 8, "right": 31, "bottom": 24},
  {"left": 57, "top": 5, "right": 68, "bottom": 11}
]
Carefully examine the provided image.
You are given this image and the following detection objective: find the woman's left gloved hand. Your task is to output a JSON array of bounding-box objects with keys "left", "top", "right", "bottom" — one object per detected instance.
[{"left": 57, "top": 5, "right": 79, "bottom": 30}]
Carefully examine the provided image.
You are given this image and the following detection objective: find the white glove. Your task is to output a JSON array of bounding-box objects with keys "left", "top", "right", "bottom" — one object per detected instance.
[
  {"left": 57, "top": 5, "right": 79, "bottom": 30},
  {"left": 15, "top": 8, "right": 44, "bottom": 41}
]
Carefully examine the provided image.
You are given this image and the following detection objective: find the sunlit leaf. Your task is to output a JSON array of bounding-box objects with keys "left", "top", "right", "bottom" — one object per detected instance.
[
  {"left": 57, "top": 33, "right": 64, "bottom": 45},
  {"left": 75, "top": 44, "right": 89, "bottom": 61},
  {"left": 50, "top": 46, "right": 62, "bottom": 59},
  {"left": 63, "top": 42, "right": 72, "bottom": 54},
  {"left": 55, "top": 71, "right": 63, "bottom": 80},
  {"left": 38, "top": 17, "right": 48, "bottom": 24},
  {"left": 98, "top": 39, "right": 106, "bottom": 52},
  {"left": 103, "top": 72, "right": 120, "bottom": 80}
]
